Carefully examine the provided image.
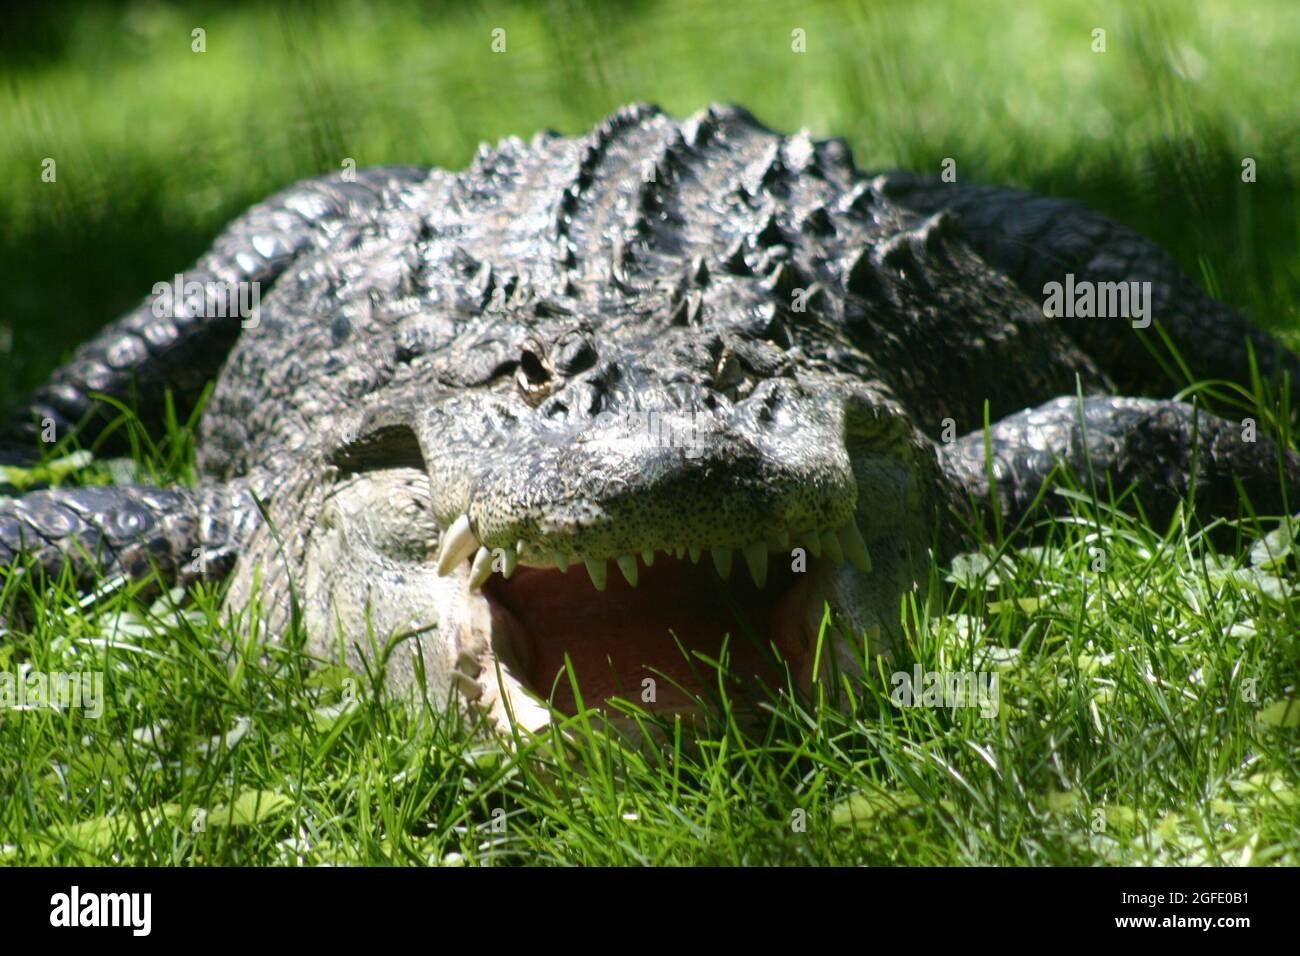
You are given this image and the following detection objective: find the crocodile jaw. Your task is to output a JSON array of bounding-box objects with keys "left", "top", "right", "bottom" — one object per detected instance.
[
  {"left": 299, "top": 478, "right": 881, "bottom": 730},
  {"left": 443, "top": 543, "right": 861, "bottom": 726}
]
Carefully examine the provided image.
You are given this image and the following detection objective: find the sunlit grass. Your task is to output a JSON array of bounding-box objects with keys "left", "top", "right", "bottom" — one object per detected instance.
[{"left": 2, "top": 395, "right": 1298, "bottom": 865}]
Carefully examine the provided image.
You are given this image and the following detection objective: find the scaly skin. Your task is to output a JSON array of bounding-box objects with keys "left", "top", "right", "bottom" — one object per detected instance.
[{"left": 2, "top": 103, "right": 1297, "bottom": 732}]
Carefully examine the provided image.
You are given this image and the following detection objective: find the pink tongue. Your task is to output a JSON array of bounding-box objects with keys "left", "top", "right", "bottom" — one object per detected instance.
[{"left": 483, "top": 557, "right": 806, "bottom": 714}]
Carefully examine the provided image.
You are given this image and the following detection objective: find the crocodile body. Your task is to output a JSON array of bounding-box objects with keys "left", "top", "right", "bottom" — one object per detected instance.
[{"left": 3, "top": 103, "right": 1298, "bottom": 730}]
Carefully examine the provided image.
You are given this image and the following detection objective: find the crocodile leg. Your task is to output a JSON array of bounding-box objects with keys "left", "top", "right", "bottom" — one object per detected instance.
[
  {"left": 940, "top": 395, "right": 1300, "bottom": 530},
  {"left": 0, "top": 166, "right": 431, "bottom": 458},
  {"left": 0, "top": 479, "right": 263, "bottom": 602},
  {"left": 876, "top": 173, "right": 1300, "bottom": 393}
]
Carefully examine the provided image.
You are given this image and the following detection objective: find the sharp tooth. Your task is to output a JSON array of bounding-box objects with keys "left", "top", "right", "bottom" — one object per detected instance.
[
  {"left": 803, "top": 532, "right": 822, "bottom": 559},
  {"left": 617, "top": 554, "right": 639, "bottom": 586},
  {"left": 552, "top": 551, "right": 570, "bottom": 572},
  {"left": 436, "top": 514, "right": 479, "bottom": 576},
  {"left": 451, "top": 671, "right": 484, "bottom": 702},
  {"left": 455, "top": 650, "right": 483, "bottom": 679},
  {"left": 821, "top": 530, "right": 844, "bottom": 563},
  {"left": 501, "top": 545, "right": 518, "bottom": 579},
  {"left": 468, "top": 546, "right": 494, "bottom": 591},
  {"left": 585, "top": 558, "right": 608, "bottom": 591},
  {"left": 742, "top": 542, "right": 768, "bottom": 588},
  {"left": 839, "top": 521, "right": 873, "bottom": 572},
  {"left": 711, "top": 548, "right": 733, "bottom": 580},
  {"left": 688, "top": 546, "right": 702, "bottom": 564},
  {"left": 641, "top": 550, "right": 655, "bottom": 567},
  {"left": 769, "top": 526, "right": 789, "bottom": 550},
  {"left": 674, "top": 547, "right": 686, "bottom": 559}
]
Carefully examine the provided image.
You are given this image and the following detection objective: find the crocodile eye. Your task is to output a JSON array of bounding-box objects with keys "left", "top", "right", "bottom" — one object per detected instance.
[
  {"left": 554, "top": 332, "right": 597, "bottom": 375},
  {"left": 515, "top": 345, "right": 556, "bottom": 406},
  {"left": 519, "top": 348, "right": 549, "bottom": 383},
  {"left": 710, "top": 345, "right": 757, "bottom": 401}
]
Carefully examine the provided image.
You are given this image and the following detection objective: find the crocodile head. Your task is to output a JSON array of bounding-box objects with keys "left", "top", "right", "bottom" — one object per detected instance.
[
  {"left": 269, "top": 105, "right": 957, "bottom": 733},
  {"left": 303, "top": 280, "right": 948, "bottom": 733}
]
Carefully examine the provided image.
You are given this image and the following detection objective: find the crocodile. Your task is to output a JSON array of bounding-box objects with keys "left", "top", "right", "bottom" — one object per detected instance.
[{"left": 2, "top": 103, "right": 1298, "bottom": 732}]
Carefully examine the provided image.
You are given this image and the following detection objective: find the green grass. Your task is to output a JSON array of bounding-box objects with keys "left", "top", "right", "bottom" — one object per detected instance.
[
  {"left": 2, "top": 0, "right": 1299, "bottom": 865},
  {"left": 3, "top": 420, "right": 1299, "bottom": 865}
]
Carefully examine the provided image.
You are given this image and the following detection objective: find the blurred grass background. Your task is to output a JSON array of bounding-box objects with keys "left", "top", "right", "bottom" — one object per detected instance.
[{"left": 1, "top": 0, "right": 1297, "bottom": 416}]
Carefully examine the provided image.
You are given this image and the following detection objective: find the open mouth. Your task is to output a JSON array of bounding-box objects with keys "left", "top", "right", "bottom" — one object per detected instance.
[
  {"left": 482, "top": 552, "right": 821, "bottom": 714},
  {"left": 435, "top": 517, "right": 873, "bottom": 717}
]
